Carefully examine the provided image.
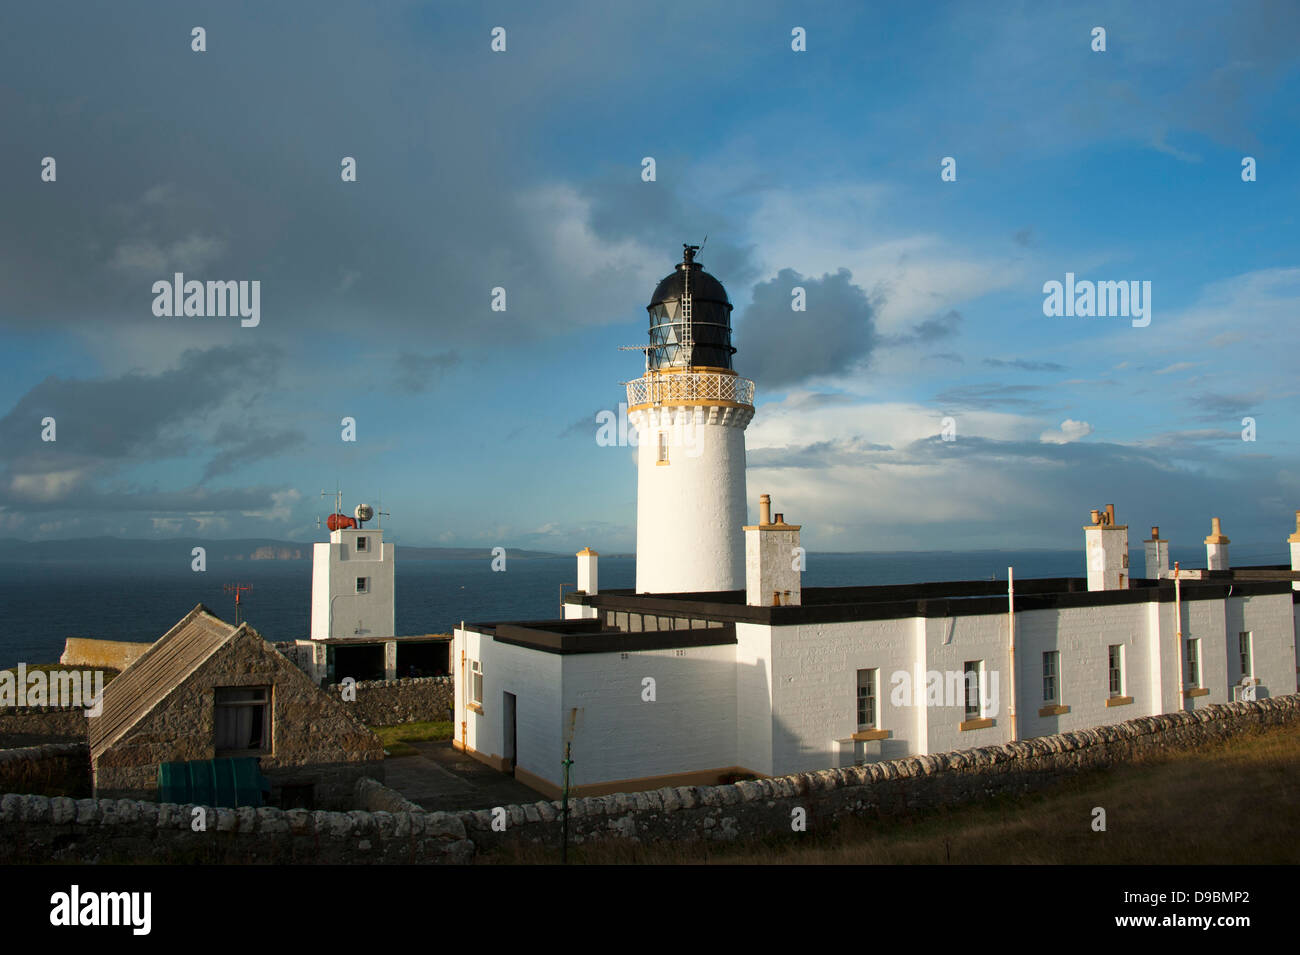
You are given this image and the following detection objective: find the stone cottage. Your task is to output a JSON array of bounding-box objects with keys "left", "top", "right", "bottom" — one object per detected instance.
[{"left": 89, "top": 604, "right": 383, "bottom": 809}]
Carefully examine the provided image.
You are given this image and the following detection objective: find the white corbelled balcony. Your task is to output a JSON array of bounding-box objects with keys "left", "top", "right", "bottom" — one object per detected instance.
[{"left": 625, "top": 370, "right": 755, "bottom": 409}]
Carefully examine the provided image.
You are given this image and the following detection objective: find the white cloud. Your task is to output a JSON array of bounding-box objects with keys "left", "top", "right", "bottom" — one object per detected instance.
[{"left": 1040, "top": 419, "right": 1094, "bottom": 444}]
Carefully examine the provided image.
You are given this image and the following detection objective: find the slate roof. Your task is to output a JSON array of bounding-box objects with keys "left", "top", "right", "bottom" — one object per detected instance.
[{"left": 89, "top": 603, "right": 250, "bottom": 759}]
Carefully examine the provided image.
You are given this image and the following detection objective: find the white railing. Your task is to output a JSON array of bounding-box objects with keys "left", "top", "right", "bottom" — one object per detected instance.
[{"left": 626, "top": 371, "right": 755, "bottom": 407}]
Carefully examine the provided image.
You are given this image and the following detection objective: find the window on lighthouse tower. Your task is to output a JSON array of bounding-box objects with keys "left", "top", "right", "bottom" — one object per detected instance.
[{"left": 657, "top": 432, "right": 669, "bottom": 464}]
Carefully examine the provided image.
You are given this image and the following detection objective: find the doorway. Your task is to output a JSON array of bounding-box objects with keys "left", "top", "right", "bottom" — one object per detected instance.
[{"left": 502, "top": 691, "right": 517, "bottom": 775}]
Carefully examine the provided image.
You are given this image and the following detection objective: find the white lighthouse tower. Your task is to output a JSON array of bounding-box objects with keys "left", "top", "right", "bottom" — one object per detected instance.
[{"left": 627, "top": 245, "right": 754, "bottom": 593}]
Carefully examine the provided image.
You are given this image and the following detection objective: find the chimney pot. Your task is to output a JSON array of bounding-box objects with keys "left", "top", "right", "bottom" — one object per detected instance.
[
  {"left": 1090, "top": 509, "right": 1101, "bottom": 525},
  {"left": 774, "top": 513, "right": 784, "bottom": 524},
  {"left": 1151, "top": 526, "right": 1159, "bottom": 539},
  {"left": 759, "top": 494, "right": 771, "bottom": 526}
]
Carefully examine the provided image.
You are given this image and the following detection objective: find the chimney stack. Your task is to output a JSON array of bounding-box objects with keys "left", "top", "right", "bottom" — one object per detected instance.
[
  {"left": 745, "top": 494, "right": 802, "bottom": 606},
  {"left": 1084, "top": 504, "right": 1129, "bottom": 591},
  {"left": 1288, "top": 511, "right": 1300, "bottom": 592},
  {"left": 577, "top": 547, "right": 599, "bottom": 595},
  {"left": 1204, "top": 518, "right": 1230, "bottom": 571},
  {"left": 1144, "top": 525, "right": 1169, "bottom": 580}
]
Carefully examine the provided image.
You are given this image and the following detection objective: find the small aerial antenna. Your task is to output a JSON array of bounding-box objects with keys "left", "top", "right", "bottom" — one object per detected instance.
[
  {"left": 698, "top": 234, "right": 707, "bottom": 257},
  {"left": 223, "top": 582, "right": 253, "bottom": 627},
  {"left": 321, "top": 485, "right": 343, "bottom": 517}
]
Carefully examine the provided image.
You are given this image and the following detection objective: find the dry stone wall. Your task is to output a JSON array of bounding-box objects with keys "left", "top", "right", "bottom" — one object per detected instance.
[
  {"left": 0, "top": 792, "right": 472, "bottom": 864},
  {"left": 0, "top": 707, "right": 89, "bottom": 746},
  {"left": 1, "top": 697, "right": 1294, "bottom": 864},
  {"left": 0, "top": 743, "right": 90, "bottom": 797},
  {"left": 327, "top": 676, "right": 454, "bottom": 726},
  {"left": 458, "top": 696, "right": 1300, "bottom": 854}
]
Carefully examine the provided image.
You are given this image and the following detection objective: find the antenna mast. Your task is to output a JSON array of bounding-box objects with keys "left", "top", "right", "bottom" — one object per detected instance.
[{"left": 222, "top": 582, "right": 253, "bottom": 627}]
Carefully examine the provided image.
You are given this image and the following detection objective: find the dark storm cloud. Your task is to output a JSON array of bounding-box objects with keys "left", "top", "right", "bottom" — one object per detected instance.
[
  {"left": 880, "top": 309, "right": 962, "bottom": 347},
  {"left": 202, "top": 423, "right": 306, "bottom": 482},
  {"left": 0, "top": 344, "right": 288, "bottom": 506},
  {"left": 0, "top": 4, "right": 764, "bottom": 352},
  {"left": 734, "top": 268, "right": 878, "bottom": 388}
]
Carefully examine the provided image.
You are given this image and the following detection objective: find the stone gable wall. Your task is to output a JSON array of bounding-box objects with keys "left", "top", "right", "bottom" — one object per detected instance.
[{"left": 93, "top": 630, "right": 384, "bottom": 808}]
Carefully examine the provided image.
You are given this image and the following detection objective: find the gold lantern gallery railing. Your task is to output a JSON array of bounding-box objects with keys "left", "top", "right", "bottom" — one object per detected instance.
[{"left": 625, "top": 371, "right": 755, "bottom": 409}]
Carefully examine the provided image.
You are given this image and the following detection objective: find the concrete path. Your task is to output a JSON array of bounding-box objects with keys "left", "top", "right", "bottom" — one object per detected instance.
[{"left": 382, "top": 740, "right": 543, "bottom": 813}]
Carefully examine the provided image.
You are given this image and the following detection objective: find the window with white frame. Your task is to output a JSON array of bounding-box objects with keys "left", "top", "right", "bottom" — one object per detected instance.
[
  {"left": 1042, "top": 650, "right": 1059, "bottom": 703},
  {"left": 470, "top": 659, "right": 483, "bottom": 705},
  {"left": 1238, "top": 632, "right": 1253, "bottom": 680},
  {"left": 1186, "top": 638, "right": 1200, "bottom": 688},
  {"left": 214, "top": 686, "right": 270, "bottom": 753},
  {"left": 1108, "top": 644, "right": 1125, "bottom": 697},
  {"left": 964, "top": 660, "right": 982, "bottom": 719},
  {"left": 856, "top": 668, "right": 878, "bottom": 730},
  {"left": 355, "top": 577, "right": 369, "bottom": 594}
]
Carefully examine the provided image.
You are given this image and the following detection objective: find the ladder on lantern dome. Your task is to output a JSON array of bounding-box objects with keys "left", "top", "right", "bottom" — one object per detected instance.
[{"left": 679, "top": 263, "right": 694, "bottom": 367}]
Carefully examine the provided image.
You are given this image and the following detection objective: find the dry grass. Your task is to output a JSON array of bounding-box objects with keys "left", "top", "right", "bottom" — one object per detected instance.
[{"left": 483, "top": 724, "right": 1300, "bottom": 865}]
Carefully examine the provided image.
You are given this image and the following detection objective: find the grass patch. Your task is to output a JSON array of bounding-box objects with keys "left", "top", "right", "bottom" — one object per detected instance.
[
  {"left": 482, "top": 723, "right": 1300, "bottom": 864},
  {"left": 372, "top": 720, "right": 454, "bottom": 758}
]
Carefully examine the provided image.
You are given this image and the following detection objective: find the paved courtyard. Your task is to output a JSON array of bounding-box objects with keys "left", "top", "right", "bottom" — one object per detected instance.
[{"left": 382, "top": 740, "right": 543, "bottom": 812}]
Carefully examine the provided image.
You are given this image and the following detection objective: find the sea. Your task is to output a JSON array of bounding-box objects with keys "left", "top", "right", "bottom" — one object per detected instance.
[{"left": 0, "top": 545, "right": 1231, "bottom": 668}]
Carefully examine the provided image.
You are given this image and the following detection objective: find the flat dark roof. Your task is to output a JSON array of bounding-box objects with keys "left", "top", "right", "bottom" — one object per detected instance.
[
  {"left": 563, "top": 572, "right": 1296, "bottom": 627},
  {"left": 463, "top": 618, "right": 737, "bottom": 655}
]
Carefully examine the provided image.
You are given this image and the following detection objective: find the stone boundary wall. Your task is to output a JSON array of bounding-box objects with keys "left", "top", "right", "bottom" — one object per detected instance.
[
  {"left": 456, "top": 696, "right": 1300, "bottom": 854},
  {"left": 355, "top": 776, "right": 425, "bottom": 814},
  {"left": 0, "top": 793, "right": 472, "bottom": 864},
  {"left": 0, "top": 707, "right": 90, "bottom": 745},
  {"left": 0, "top": 743, "right": 90, "bottom": 797},
  {"left": 325, "top": 676, "right": 454, "bottom": 726},
  {"left": 1, "top": 698, "right": 1294, "bottom": 864}
]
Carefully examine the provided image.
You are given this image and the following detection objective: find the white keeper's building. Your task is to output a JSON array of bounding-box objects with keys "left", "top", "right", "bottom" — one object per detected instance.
[{"left": 452, "top": 246, "right": 1300, "bottom": 800}]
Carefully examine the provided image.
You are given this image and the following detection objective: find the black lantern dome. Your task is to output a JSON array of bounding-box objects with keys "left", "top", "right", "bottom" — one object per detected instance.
[{"left": 645, "top": 244, "right": 736, "bottom": 371}]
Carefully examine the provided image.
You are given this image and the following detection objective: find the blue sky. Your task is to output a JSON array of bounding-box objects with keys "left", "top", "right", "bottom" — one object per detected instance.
[{"left": 1, "top": 0, "right": 1298, "bottom": 560}]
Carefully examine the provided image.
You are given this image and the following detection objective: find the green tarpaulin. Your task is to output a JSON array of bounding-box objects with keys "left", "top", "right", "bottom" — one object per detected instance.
[{"left": 157, "top": 757, "right": 270, "bottom": 807}]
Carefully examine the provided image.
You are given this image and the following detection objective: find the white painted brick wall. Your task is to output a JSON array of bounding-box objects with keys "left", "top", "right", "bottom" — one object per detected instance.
[{"left": 561, "top": 643, "right": 737, "bottom": 787}]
